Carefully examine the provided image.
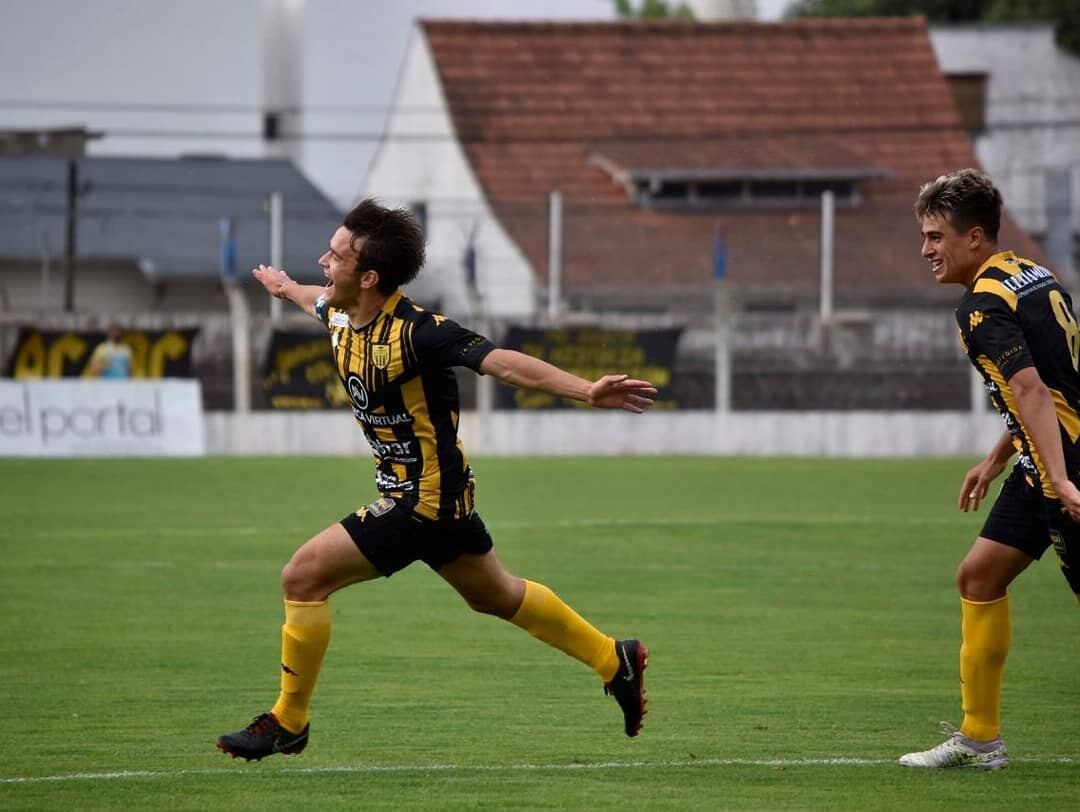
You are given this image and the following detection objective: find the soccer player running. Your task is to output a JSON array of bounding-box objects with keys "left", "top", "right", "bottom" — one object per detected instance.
[
  {"left": 217, "top": 200, "right": 654, "bottom": 761},
  {"left": 900, "top": 169, "right": 1080, "bottom": 770}
]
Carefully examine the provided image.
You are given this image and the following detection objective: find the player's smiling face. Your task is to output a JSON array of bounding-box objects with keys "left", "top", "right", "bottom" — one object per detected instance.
[
  {"left": 920, "top": 213, "right": 979, "bottom": 287},
  {"left": 319, "top": 226, "right": 364, "bottom": 306}
]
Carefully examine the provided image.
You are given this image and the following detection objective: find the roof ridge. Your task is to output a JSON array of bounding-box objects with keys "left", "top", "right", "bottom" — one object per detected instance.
[{"left": 419, "top": 16, "right": 927, "bottom": 32}]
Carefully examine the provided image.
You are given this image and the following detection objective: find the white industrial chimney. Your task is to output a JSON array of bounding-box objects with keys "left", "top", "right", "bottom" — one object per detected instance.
[{"left": 686, "top": 0, "right": 758, "bottom": 20}]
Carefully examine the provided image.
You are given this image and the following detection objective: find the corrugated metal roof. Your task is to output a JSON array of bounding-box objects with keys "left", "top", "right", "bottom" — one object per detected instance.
[{"left": 0, "top": 155, "right": 342, "bottom": 281}]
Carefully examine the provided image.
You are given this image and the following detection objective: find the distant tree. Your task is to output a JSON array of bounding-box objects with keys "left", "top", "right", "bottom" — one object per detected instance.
[
  {"left": 615, "top": 0, "right": 697, "bottom": 19},
  {"left": 785, "top": 0, "right": 1080, "bottom": 56}
]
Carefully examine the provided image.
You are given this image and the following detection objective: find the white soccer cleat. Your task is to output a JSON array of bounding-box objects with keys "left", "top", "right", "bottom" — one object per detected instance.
[{"left": 899, "top": 722, "right": 1009, "bottom": 770}]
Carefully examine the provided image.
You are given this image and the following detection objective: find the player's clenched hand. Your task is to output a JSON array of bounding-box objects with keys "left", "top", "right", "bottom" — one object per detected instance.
[
  {"left": 587, "top": 374, "right": 658, "bottom": 413},
  {"left": 958, "top": 457, "right": 1007, "bottom": 512},
  {"left": 252, "top": 264, "right": 293, "bottom": 299}
]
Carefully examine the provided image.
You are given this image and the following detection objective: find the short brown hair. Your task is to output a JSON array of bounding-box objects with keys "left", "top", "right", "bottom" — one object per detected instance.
[
  {"left": 914, "top": 168, "right": 1003, "bottom": 240},
  {"left": 342, "top": 199, "right": 426, "bottom": 295}
]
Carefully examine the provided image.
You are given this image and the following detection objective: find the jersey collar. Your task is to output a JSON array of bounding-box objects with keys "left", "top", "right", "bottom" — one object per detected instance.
[
  {"left": 380, "top": 289, "right": 404, "bottom": 316},
  {"left": 973, "top": 250, "right": 1016, "bottom": 282}
]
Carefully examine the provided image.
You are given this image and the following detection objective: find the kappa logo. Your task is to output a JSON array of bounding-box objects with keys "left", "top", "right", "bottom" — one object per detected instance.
[
  {"left": 371, "top": 343, "right": 391, "bottom": 369},
  {"left": 346, "top": 374, "right": 369, "bottom": 412},
  {"left": 969, "top": 310, "right": 986, "bottom": 330},
  {"left": 1050, "top": 529, "right": 1069, "bottom": 568}
]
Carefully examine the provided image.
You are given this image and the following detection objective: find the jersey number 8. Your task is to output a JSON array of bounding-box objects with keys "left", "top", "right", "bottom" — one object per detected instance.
[{"left": 1050, "top": 289, "right": 1080, "bottom": 372}]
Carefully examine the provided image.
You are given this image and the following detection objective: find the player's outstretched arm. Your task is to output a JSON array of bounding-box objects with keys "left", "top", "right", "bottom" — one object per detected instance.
[
  {"left": 479, "top": 348, "right": 657, "bottom": 413},
  {"left": 251, "top": 264, "right": 323, "bottom": 318}
]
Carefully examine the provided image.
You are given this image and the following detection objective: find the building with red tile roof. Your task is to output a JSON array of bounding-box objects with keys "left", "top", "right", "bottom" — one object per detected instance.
[{"left": 365, "top": 17, "right": 1040, "bottom": 320}]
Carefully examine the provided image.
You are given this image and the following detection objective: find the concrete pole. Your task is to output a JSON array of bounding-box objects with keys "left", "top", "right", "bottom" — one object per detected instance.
[
  {"left": 548, "top": 190, "right": 563, "bottom": 321},
  {"left": 269, "top": 191, "right": 284, "bottom": 323},
  {"left": 220, "top": 216, "right": 250, "bottom": 413},
  {"left": 62, "top": 159, "right": 78, "bottom": 312},
  {"left": 225, "top": 284, "right": 252, "bottom": 414},
  {"left": 714, "top": 279, "right": 732, "bottom": 413},
  {"left": 820, "top": 189, "right": 835, "bottom": 324}
]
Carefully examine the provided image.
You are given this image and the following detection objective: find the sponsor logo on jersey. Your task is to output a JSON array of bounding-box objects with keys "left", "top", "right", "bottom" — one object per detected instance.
[
  {"left": 346, "top": 373, "right": 369, "bottom": 412},
  {"left": 969, "top": 310, "right": 985, "bottom": 330},
  {"left": 357, "top": 412, "right": 413, "bottom": 427},
  {"left": 330, "top": 311, "right": 350, "bottom": 328},
  {"left": 1001, "top": 264, "right": 1053, "bottom": 294}
]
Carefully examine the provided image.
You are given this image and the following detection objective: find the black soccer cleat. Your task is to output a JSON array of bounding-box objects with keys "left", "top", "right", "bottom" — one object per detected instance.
[
  {"left": 216, "top": 713, "right": 309, "bottom": 761},
  {"left": 604, "top": 639, "right": 649, "bottom": 737}
]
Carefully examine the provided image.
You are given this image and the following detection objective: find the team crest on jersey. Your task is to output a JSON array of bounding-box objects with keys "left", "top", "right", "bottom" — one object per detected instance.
[
  {"left": 371, "top": 343, "right": 391, "bottom": 369},
  {"left": 969, "top": 311, "right": 985, "bottom": 330}
]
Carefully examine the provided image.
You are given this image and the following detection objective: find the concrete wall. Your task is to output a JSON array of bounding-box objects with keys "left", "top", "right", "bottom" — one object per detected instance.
[
  {"left": 362, "top": 27, "right": 538, "bottom": 320},
  {"left": 930, "top": 24, "right": 1080, "bottom": 238},
  {"left": 204, "top": 409, "right": 1006, "bottom": 457}
]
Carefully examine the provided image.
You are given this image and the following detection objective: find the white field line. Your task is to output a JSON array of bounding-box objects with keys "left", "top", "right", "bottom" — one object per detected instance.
[
  {"left": 1, "top": 756, "right": 1075, "bottom": 785},
  {"left": 15, "top": 513, "right": 966, "bottom": 542}
]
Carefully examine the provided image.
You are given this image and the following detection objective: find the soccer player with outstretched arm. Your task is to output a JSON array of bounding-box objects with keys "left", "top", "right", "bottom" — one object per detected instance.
[{"left": 217, "top": 200, "right": 654, "bottom": 761}]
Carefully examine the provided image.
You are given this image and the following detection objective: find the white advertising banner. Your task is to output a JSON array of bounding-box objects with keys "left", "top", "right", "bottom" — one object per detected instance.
[{"left": 0, "top": 380, "right": 205, "bottom": 457}]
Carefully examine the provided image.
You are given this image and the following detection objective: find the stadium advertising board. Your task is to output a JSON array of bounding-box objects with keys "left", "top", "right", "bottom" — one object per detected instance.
[
  {"left": 5, "top": 327, "right": 199, "bottom": 378},
  {"left": 262, "top": 330, "right": 348, "bottom": 410},
  {"left": 497, "top": 326, "right": 682, "bottom": 409},
  {"left": 0, "top": 380, "right": 205, "bottom": 457}
]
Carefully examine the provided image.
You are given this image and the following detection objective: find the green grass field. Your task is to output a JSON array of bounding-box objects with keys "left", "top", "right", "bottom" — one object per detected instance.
[{"left": 1, "top": 456, "right": 1077, "bottom": 810}]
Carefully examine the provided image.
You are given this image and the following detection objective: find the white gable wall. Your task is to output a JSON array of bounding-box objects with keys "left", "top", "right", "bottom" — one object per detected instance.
[
  {"left": 362, "top": 27, "right": 537, "bottom": 320},
  {"left": 930, "top": 24, "right": 1080, "bottom": 237}
]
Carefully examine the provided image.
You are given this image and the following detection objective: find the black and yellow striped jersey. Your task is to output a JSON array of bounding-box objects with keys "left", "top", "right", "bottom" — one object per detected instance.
[
  {"left": 315, "top": 290, "right": 495, "bottom": 520},
  {"left": 956, "top": 250, "right": 1080, "bottom": 497}
]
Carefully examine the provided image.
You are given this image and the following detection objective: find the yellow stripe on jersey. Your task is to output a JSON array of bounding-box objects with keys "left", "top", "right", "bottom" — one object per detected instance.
[
  {"left": 400, "top": 375, "right": 441, "bottom": 520},
  {"left": 973, "top": 278, "right": 1019, "bottom": 311},
  {"left": 1048, "top": 386, "right": 1080, "bottom": 443},
  {"left": 385, "top": 318, "right": 406, "bottom": 380},
  {"left": 977, "top": 355, "right": 1056, "bottom": 498},
  {"left": 973, "top": 250, "right": 1019, "bottom": 280}
]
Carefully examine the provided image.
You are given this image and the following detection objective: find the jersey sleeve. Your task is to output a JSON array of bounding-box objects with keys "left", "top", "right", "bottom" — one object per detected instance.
[
  {"left": 959, "top": 292, "right": 1034, "bottom": 380},
  {"left": 410, "top": 312, "right": 495, "bottom": 372},
  {"left": 314, "top": 296, "right": 331, "bottom": 329}
]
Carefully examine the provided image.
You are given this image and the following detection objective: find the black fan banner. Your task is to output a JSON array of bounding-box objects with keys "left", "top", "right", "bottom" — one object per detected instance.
[
  {"left": 496, "top": 326, "right": 682, "bottom": 409},
  {"left": 5, "top": 327, "right": 199, "bottom": 378}
]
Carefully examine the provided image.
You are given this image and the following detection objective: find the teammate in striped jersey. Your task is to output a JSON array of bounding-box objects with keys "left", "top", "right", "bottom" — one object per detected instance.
[
  {"left": 218, "top": 200, "right": 654, "bottom": 761},
  {"left": 900, "top": 169, "right": 1080, "bottom": 770}
]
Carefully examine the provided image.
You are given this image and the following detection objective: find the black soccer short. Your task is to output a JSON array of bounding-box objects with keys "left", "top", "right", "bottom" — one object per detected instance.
[
  {"left": 982, "top": 467, "right": 1080, "bottom": 593},
  {"left": 339, "top": 496, "right": 494, "bottom": 577}
]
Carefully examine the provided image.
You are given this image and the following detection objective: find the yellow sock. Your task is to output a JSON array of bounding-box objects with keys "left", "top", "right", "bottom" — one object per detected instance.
[
  {"left": 509, "top": 580, "right": 618, "bottom": 681},
  {"left": 959, "top": 595, "right": 1010, "bottom": 741},
  {"left": 270, "top": 600, "right": 331, "bottom": 734}
]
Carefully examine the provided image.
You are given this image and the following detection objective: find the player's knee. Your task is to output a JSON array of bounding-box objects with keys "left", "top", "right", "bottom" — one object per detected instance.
[
  {"left": 459, "top": 586, "right": 516, "bottom": 619},
  {"left": 281, "top": 551, "right": 320, "bottom": 601},
  {"left": 956, "top": 558, "right": 1006, "bottom": 601}
]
